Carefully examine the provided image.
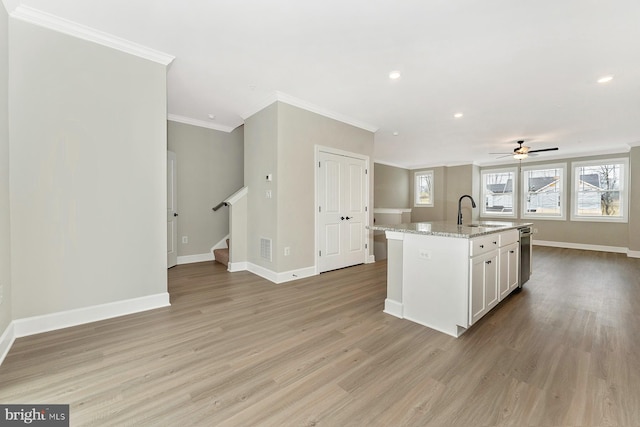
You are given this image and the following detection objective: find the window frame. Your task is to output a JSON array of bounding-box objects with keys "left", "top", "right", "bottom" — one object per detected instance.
[
  {"left": 521, "top": 163, "right": 567, "bottom": 220},
  {"left": 480, "top": 167, "right": 517, "bottom": 219},
  {"left": 570, "top": 158, "right": 629, "bottom": 223},
  {"left": 414, "top": 170, "right": 435, "bottom": 207}
]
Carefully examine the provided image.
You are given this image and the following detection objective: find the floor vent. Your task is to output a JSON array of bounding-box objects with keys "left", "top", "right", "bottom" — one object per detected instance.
[{"left": 260, "top": 238, "right": 272, "bottom": 262}]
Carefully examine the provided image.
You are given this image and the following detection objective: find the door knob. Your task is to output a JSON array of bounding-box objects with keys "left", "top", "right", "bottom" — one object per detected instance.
[
  {"left": 174, "top": 213, "right": 179, "bottom": 217},
  {"left": 345, "top": 216, "right": 352, "bottom": 220},
  {"left": 341, "top": 216, "right": 345, "bottom": 220}
]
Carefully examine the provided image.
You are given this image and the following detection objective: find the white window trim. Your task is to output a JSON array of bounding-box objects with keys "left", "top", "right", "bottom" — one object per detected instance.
[
  {"left": 414, "top": 170, "right": 434, "bottom": 207},
  {"left": 480, "top": 167, "right": 517, "bottom": 219},
  {"left": 521, "top": 163, "right": 567, "bottom": 221},
  {"left": 570, "top": 157, "right": 629, "bottom": 223}
]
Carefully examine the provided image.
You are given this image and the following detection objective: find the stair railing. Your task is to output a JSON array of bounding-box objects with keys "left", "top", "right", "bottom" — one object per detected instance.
[{"left": 212, "top": 186, "right": 248, "bottom": 211}]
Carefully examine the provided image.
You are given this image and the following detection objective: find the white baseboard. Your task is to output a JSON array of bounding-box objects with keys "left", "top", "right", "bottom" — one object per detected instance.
[
  {"left": 177, "top": 253, "right": 214, "bottom": 265},
  {"left": 383, "top": 298, "right": 403, "bottom": 318},
  {"left": 366, "top": 254, "right": 376, "bottom": 263},
  {"left": 12, "top": 293, "right": 170, "bottom": 338},
  {"left": 232, "top": 262, "right": 316, "bottom": 284},
  {"left": 627, "top": 250, "right": 640, "bottom": 258},
  {"left": 533, "top": 240, "right": 629, "bottom": 255},
  {"left": 228, "top": 261, "right": 247, "bottom": 272},
  {"left": 0, "top": 322, "right": 16, "bottom": 367}
]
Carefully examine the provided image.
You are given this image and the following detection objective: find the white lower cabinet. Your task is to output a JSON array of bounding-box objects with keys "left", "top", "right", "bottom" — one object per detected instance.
[
  {"left": 469, "top": 229, "right": 520, "bottom": 326},
  {"left": 499, "top": 242, "right": 519, "bottom": 300},
  {"left": 469, "top": 250, "right": 498, "bottom": 325}
]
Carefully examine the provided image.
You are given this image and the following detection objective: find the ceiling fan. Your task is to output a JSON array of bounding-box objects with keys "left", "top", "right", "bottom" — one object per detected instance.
[{"left": 492, "top": 140, "right": 559, "bottom": 160}]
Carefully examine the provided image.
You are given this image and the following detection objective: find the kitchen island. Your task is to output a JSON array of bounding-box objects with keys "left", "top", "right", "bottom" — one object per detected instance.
[{"left": 369, "top": 221, "right": 532, "bottom": 337}]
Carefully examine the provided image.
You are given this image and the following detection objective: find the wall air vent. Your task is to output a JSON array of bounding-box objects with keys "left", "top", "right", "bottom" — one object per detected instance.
[{"left": 260, "top": 237, "right": 272, "bottom": 262}]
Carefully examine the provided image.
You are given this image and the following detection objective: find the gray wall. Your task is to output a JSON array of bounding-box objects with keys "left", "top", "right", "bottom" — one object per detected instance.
[
  {"left": 167, "top": 120, "right": 244, "bottom": 257},
  {"left": 0, "top": 5, "right": 11, "bottom": 335},
  {"left": 244, "top": 102, "right": 278, "bottom": 270},
  {"left": 630, "top": 146, "right": 640, "bottom": 252},
  {"left": 373, "top": 163, "right": 410, "bottom": 208},
  {"left": 481, "top": 152, "right": 635, "bottom": 249},
  {"left": 244, "top": 101, "right": 375, "bottom": 273},
  {"left": 277, "top": 102, "right": 374, "bottom": 272},
  {"left": 9, "top": 20, "right": 168, "bottom": 318},
  {"left": 410, "top": 165, "right": 477, "bottom": 223}
]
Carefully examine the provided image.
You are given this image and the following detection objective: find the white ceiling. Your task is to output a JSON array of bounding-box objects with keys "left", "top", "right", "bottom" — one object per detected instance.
[{"left": 9, "top": 0, "right": 640, "bottom": 168}]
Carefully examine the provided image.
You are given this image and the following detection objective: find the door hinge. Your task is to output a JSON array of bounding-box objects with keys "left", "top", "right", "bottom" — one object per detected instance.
[
  {"left": 365, "top": 206, "right": 368, "bottom": 212},
  {"left": 365, "top": 169, "right": 368, "bottom": 174},
  {"left": 365, "top": 243, "right": 368, "bottom": 249},
  {"left": 319, "top": 250, "right": 322, "bottom": 257},
  {"left": 318, "top": 161, "right": 321, "bottom": 168},
  {"left": 319, "top": 206, "right": 322, "bottom": 212}
]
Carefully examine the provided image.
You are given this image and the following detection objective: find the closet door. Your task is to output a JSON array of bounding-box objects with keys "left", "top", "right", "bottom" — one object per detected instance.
[{"left": 318, "top": 151, "right": 366, "bottom": 273}]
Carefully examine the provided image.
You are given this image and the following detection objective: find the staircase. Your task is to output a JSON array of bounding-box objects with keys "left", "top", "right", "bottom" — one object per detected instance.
[{"left": 213, "top": 239, "right": 229, "bottom": 267}]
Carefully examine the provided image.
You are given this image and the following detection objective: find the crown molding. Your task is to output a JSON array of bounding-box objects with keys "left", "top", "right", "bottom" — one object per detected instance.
[
  {"left": 373, "top": 159, "right": 410, "bottom": 169},
  {"left": 167, "top": 114, "right": 236, "bottom": 133},
  {"left": 10, "top": 5, "right": 175, "bottom": 66},
  {"left": 241, "top": 91, "right": 379, "bottom": 133}
]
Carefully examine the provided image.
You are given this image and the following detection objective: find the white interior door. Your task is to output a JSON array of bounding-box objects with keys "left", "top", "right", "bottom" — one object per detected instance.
[
  {"left": 167, "top": 151, "right": 178, "bottom": 268},
  {"left": 318, "top": 150, "right": 367, "bottom": 273}
]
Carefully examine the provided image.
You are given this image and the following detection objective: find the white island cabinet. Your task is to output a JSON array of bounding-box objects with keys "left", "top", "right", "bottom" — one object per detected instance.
[{"left": 370, "top": 221, "right": 531, "bottom": 338}]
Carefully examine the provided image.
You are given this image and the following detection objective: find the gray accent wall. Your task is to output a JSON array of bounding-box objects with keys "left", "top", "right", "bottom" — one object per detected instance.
[
  {"left": 0, "top": 5, "right": 11, "bottom": 335},
  {"left": 9, "top": 20, "right": 168, "bottom": 318},
  {"left": 373, "top": 163, "right": 410, "bottom": 208},
  {"left": 167, "top": 120, "right": 244, "bottom": 257}
]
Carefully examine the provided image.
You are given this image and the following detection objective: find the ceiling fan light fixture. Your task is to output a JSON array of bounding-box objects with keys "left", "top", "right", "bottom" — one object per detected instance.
[{"left": 513, "top": 153, "right": 528, "bottom": 160}]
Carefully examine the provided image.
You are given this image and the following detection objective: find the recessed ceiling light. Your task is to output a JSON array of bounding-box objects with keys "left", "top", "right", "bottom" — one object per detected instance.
[
  {"left": 208, "top": 114, "right": 216, "bottom": 120},
  {"left": 393, "top": 131, "right": 399, "bottom": 136},
  {"left": 597, "top": 75, "right": 614, "bottom": 84},
  {"left": 454, "top": 112, "right": 463, "bottom": 118},
  {"left": 389, "top": 71, "right": 401, "bottom": 80}
]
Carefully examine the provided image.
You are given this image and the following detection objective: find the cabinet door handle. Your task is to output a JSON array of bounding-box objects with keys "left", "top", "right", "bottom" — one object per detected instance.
[
  {"left": 509, "top": 250, "right": 515, "bottom": 253},
  {"left": 486, "top": 260, "right": 492, "bottom": 264},
  {"left": 493, "top": 241, "right": 497, "bottom": 245},
  {"left": 479, "top": 244, "right": 484, "bottom": 248}
]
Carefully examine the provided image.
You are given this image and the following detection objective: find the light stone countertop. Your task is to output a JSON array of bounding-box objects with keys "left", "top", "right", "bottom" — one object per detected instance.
[{"left": 368, "top": 220, "right": 533, "bottom": 239}]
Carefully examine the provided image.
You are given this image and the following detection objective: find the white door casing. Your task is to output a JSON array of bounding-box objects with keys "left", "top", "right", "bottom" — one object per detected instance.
[
  {"left": 317, "top": 149, "right": 368, "bottom": 273},
  {"left": 167, "top": 151, "right": 178, "bottom": 268}
]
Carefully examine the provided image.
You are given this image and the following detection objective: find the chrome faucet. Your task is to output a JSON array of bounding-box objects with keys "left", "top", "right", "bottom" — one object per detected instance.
[{"left": 457, "top": 195, "right": 476, "bottom": 225}]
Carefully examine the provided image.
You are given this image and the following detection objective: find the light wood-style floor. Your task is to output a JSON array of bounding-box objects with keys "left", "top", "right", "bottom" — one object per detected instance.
[{"left": 1, "top": 247, "right": 639, "bottom": 426}]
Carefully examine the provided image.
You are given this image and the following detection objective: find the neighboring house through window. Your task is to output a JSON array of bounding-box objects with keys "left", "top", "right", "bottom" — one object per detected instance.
[
  {"left": 481, "top": 168, "right": 517, "bottom": 218},
  {"left": 414, "top": 170, "right": 434, "bottom": 207},
  {"left": 571, "top": 158, "right": 629, "bottom": 222},
  {"left": 522, "top": 163, "right": 566, "bottom": 220}
]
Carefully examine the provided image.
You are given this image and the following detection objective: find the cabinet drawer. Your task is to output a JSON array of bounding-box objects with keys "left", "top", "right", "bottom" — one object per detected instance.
[
  {"left": 499, "top": 229, "right": 519, "bottom": 247},
  {"left": 470, "top": 235, "right": 499, "bottom": 257}
]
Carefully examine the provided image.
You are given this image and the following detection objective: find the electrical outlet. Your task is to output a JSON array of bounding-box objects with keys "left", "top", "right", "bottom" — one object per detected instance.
[
  {"left": 265, "top": 190, "right": 272, "bottom": 199},
  {"left": 182, "top": 236, "right": 188, "bottom": 244},
  {"left": 284, "top": 247, "right": 291, "bottom": 256},
  {"left": 533, "top": 228, "right": 538, "bottom": 234},
  {"left": 418, "top": 249, "right": 431, "bottom": 260}
]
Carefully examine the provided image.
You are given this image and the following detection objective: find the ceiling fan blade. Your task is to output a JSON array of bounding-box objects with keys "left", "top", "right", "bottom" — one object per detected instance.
[
  {"left": 489, "top": 152, "right": 512, "bottom": 155},
  {"left": 527, "top": 147, "right": 558, "bottom": 153}
]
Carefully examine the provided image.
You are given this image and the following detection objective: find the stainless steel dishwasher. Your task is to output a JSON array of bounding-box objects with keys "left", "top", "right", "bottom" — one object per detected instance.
[{"left": 519, "top": 227, "right": 532, "bottom": 287}]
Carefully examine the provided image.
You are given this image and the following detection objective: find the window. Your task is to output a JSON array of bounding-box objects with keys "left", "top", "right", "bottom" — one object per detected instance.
[
  {"left": 414, "top": 170, "right": 434, "bottom": 207},
  {"left": 481, "top": 168, "right": 516, "bottom": 218},
  {"left": 522, "top": 164, "right": 566, "bottom": 220},
  {"left": 571, "top": 158, "right": 629, "bottom": 222}
]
